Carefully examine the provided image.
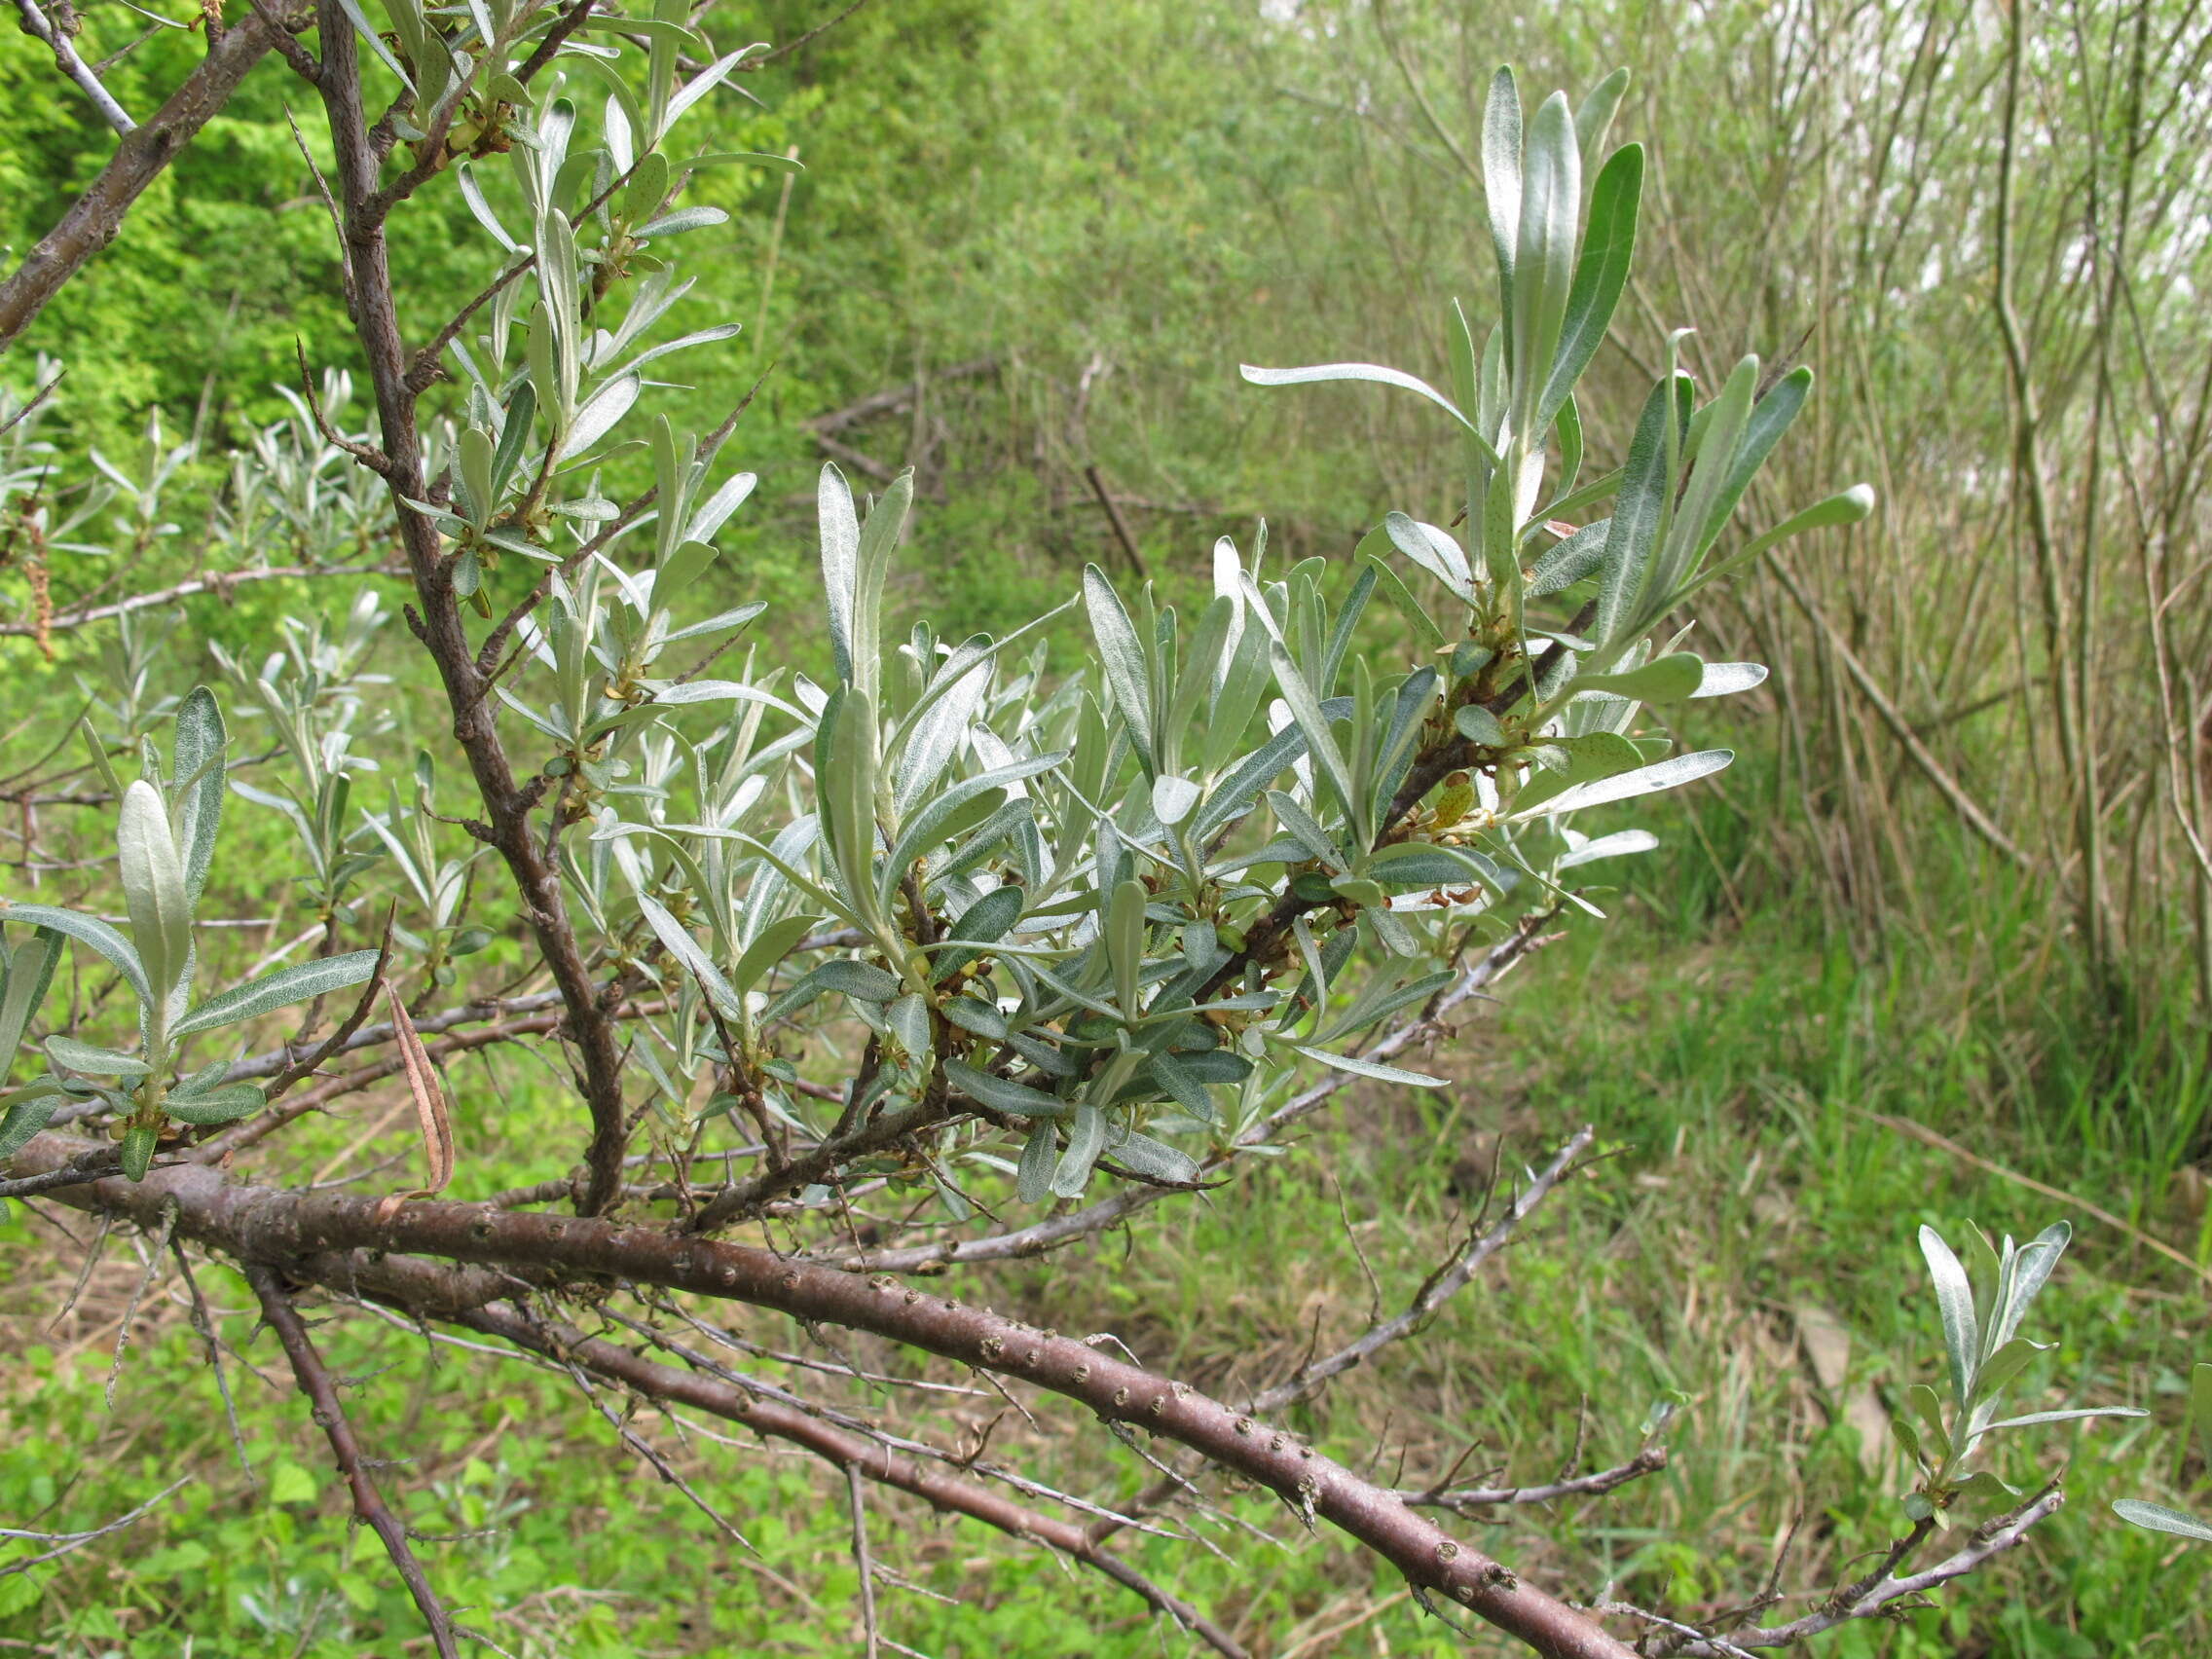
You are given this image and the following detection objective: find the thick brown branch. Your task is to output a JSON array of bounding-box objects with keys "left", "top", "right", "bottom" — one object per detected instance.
[
  {"left": 0, "top": 3, "right": 291, "bottom": 350},
  {"left": 17, "top": 1134, "right": 1636, "bottom": 1659},
  {"left": 312, "top": 1, "right": 633, "bottom": 1212}
]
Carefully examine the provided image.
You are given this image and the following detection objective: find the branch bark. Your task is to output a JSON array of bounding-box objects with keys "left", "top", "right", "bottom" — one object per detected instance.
[
  {"left": 243, "top": 1261, "right": 461, "bottom": 1658},
  {"left": 17, "top": 1131, "right": 1637, "bottom": 1659},
  {"left": 0, "top": 3, "right": 290, "bottom": 350}
]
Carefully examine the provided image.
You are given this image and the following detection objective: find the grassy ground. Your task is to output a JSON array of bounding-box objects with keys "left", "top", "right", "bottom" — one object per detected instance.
[{"left": 4, "top": 793, "right": 2208, "bottom": 1659}]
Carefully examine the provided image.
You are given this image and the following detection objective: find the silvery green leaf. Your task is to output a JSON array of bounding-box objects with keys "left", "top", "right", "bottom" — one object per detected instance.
[
  {"left": 1265, "top": 790, "right": 1345, "bottom": 870},
  {"left": 1108, "top": 878, "right": 1147, "bottom": 1020},
  {"left": 819, "top": 463, "right": 861, "bottom": 682},
  {"left": 635, "top": 893, "right": 743, "bottom": 1020},
  {"left": 1991, "top": 1221, "right": 2070, "bottom": 1348},
  {"left": 1530, "top": 519, "right": 1611, "bottom": 597},
  {"left": 1151, "top": 774, "right": 1199, "bottom": 827},
  {"left": 1920, "top": 1225, "right": 1980, "bottom": 1407},
  {"left": 1511, "top": 92, "right": 1579, "bottom": 434},
  {"left": 1696, "top": 486, "right": 1876, "bottom": 593},
  {"left": 558, "top": 373, "right": 641, "bottom": 460},
  {"left": 849, "top": 470, "right": 913, "bottom": 706},
  {"left": 944, "top": 1058, "right": 1064, "bottom": 1118},
  {"left": 1083, "top": 565, "right": 1155, "bottom": 773},
  {"left": 1364, "top": 844, "right": 1495, "bottom": 889},
  {"left": 1051, "top": 1101, "right": 1106, "bottom": 1198},
  {"left": 1970, "top": 1337, "right": 2048, "bottom": 1406},
  {"left": 1690, "top": 662, "right": 1769, "bottom": 698},
  {"left": 1289, "top": 1044, "right": 1444, "bottom": 1088},
  {"left": 1149, "top": 1051, "right": 1215, "bottom": 1121},
  {"left": 1104, "top": 1126, "right": 1198, "bottom": 1185},
  {"left": 1016, "top": 1120, "right": 1057, "bottom": 1203},
  {"left": 1555, "top": 830, "right": 1660, "bottom": 870},
  {"left": 172, "top": 686, "right": 227, "bottom": 908},
  {"left": 942, "top": 997, "right": 1007, "bottom": 1040},
  {"left": 878, "top": 751, "right": 1064, "bottom": 913},
  {"left": 1538, "top": 143, "right": 1641, "bottom": 430},
  {"left": 163, "top": 1082, "right": 266, "bottom": 1125},
  {"left": 1594, "top": 373, "right": 1680, "bottom": 644},
  {"left": 633, "top": 205, "right": 729, "bottom": 239},
  {"left": 1512, "top": 749, "right": 1733, "bottom": 818},
  {"left": 1981, "top": 1407, "right": 2147, "bottom": 1432},
  {"left": 170, "top": 949, "right": 380, "bottom": 1037},
  {"left": 44, "top": 1034, "right": 149, "bottom": 1077},
  {"left": 118, "top": 779, "right": 193, "bottom": 1008},
  {"left": 0, "top": 1080, "right": 65, "bottom": 1160},
  {"left": 887, "top": 993, "right": 931, "bottom": 1064},
  {"left": 1239, "top": 364, "right": 1492, "bottom": 453},
  {"left": 934, "top": 885, "right": 1024, "bottom": 982},
  {"left": 0, "top": 904, "right": 150, "bottom": 1007},
  {"left": 1270, "top": 643, "right": 1357, "bottom": 828},
  {"left": 1382, "top": 513, "right": 1473, "bottom": 599},
  {"left": 1191, "top": 721, "right": 1308, "bottom": 842},
  {"left": 2114, "top": 1500, "right": 2212, "bottom": 1543},
  {"left": 820, "top": 686, "right": 882, "bottom": 925},
  {"left": 1697, "top": 366, "right": 1812, "bottom": 558},
  {"left": 813, "top": 959, "right": 902, "bottom": 1004},
  {"left": 1572, "top": 652, "right": 1705, "bottom": 704},
  {"left": 1573, "top": 68, "right": 1631, "bottom": 160},
  {"left": 1455, "top": 705, "right": 1505, "bottom": 746},
  {"left": 0, "top": 927, "right": 63, "bottom": 1076},
  {"left": 1481, "top": 65, "right": 1521, "bottom": 300},
  {"left": 728, "top": 913, "right": 822, "bottom": 997}
]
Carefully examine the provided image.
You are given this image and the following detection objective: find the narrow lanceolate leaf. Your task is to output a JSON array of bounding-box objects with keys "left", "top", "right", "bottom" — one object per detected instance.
[
  {"left": 820, "top": 687, "right": 882, "bottom": 926},
  {"left": 850, "top": 469, "right": 915, "bottom": 707},
  {"left": 44, "top": 1033, "right": 150, "bottom": 1077},
  {"left": 1514, "top": 749, "right": 1734, "bottom": 819},
  {"left": 2113, "top": 1500, "right": 2212, "bottom": 1543},
  {"left": 1919, "top": 1226, "right": 1981, "bottom": 1407},
  {"left": 171, "top": 686, "right": 227, "bottom": 908},
  {"left": 1103, "top": 1127, "right": 1199, "bottom": 1185},
  {"left": 0, "top": 904, "right": 149, "bottom": 1007},
  {"left": 1238, "top": 364, "right": 1493, "bottom": 454},
  {"left": 1481, "top": 65, "right": 1522, "bottom": 304},
  {"left": 943, "top": 1058, "right": 1066, "bottom": 1119},
  {"left": 729, "top": 913, "right": 823, "bottom": 997},
  {"left": 1108, "top": 879, "right": 1147, "bottom": 1021},
  {"left": 635, "top": 894, "right": 744, "bottom": 1020},
  {"left": 1269, "top": 643, "right": 1357, "bottom": 831},
  {"left": 0, "top": 928, "right": 63, "bottom": 1074},
  {"left": 1084, "top": 565, "right": 1155, "bottom": 773},
  {"left": 1594, "top": 373, "right": 1678, "bottom": 644},
  {"left": 117, "top": 781, "right": 194, "bottom": 1009},
  {"left": 162, "top": 1081, "right": 266, "bottom": 1125},
  {"left": 0, "top": 1080, "right": 65, "bottom": 1159},
  {"left": 1052, "top": 1101, "right": 1106, "bottom": 1197},
  {"left": 819, "top": 462, "right": 861, "bottom": 683},
  {"left": 1538, "top": 143, "right": 1641, "bottom": 430},
  {"left": 1017, "top": 1121, "right": 1057, "bottom": 1202},
  {"left": 384, "top": 979, "right": 455, "bottom": 1198},
  {"left": 1511, "top": 92, "right": 1580, "bottom": 435},
  {"left": 170, "top": 949, "right": 381, "bottom": 1037},
  {"left": 1290, "top": 1044, "right": 1445, "bottom": 1088}
]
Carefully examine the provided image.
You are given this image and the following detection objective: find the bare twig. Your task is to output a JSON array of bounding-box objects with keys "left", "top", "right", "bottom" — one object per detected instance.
[
  {"left": 0, "top": 1479, "right": 190, "bottom": 1578},
  {"left": 11, "top": 0, "right": 136, "bottom": 132},
  {"left": 243, "top": 1263, "right": 461, "bottom": 1659}
]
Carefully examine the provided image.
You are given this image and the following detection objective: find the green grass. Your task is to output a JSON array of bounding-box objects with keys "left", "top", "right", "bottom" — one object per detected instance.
[{"left": 5, "top": 798, "right": 2208, "bottom": 1658}]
